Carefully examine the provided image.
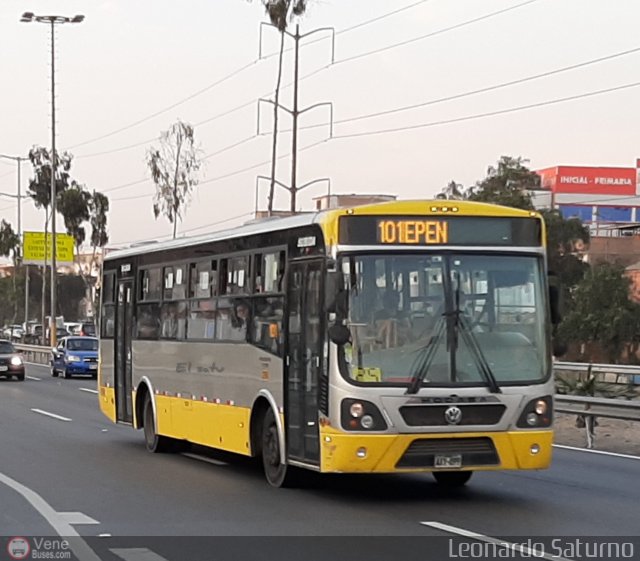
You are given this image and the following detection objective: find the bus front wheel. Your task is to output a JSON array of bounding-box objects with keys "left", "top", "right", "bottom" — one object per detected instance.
[
  {"left": 261, "top": 408, "right": 298, "bottom": 487},
  {"left": 143, "top": 395, "right": 172, "bottom": 453},
  {"left": 433, "top": 471, "right": 473, "bottom": 487}
]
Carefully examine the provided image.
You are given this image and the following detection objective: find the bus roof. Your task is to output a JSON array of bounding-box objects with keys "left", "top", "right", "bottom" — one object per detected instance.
[{"left": 105, "top": 199, "right": 540, "bottom": 261}]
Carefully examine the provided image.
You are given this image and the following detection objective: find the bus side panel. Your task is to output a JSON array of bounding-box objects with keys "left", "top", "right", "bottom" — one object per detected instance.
[{"left": 132, "top": 340, "right": 283, "bottom": 456}]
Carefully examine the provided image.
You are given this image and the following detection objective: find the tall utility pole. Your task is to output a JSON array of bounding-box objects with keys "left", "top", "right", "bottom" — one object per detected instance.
[
  {"left": 258, "top": 23, "right": 334, "bottom": 214},
  {"left": 0, "top": 154, "right": 28, "bottom": 328},
  {"left": 21, "top": 11, "right": 84, "bottom": 346}
]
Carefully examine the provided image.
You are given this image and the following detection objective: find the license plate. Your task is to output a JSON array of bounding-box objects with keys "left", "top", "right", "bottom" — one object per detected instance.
[
  {"left": 434, "top": 454, "right": 462, "bottom": 468},
  {"left": 89, "top": 364, "right": 97, "bottom": 370},
  {"left": 0, "top": 366, "right": 7, "bottom": 372}
]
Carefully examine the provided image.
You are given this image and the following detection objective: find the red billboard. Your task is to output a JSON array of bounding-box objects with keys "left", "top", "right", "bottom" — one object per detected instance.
[{"left": 536, "top": 166, "right": 637, "bottom": 196}]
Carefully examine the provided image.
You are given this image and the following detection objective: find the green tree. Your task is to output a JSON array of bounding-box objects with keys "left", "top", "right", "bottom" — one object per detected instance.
[
  {"left": 559, "top": 263, "right": 640, "bottom": 363},
  {"left": 466, "top": 156, "right": 538, "bottom": 210},
  {"left": 0, "top": 220, "right": 20, "bottom": 321},
  {"left": 259, "top": 0, "right": 308, "bottom": 214},
  {"left": 27, "top": 146, "right": 74, "bottom": 331},
  {"left": 436, "top": 180, "right": 464, "bottom": 200},
  {"left": 146, "top": 120, "right": 202, "bottom": 239}
]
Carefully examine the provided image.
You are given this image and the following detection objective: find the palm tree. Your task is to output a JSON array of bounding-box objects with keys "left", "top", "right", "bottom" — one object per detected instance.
[{"left": 261, "top": 0, "right": 308, "bottom": 214}]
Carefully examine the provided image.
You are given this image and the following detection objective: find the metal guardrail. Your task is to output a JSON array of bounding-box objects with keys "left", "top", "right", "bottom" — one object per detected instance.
[
  {"left": 555, "top": 395, "right": 640, "bottom": 421},
  {"left": 15, "top": 343, "right": 52, "bottom": 366},
  {"left": 13, "top": 346, "right": 640, "bottom": 421},
  {"left": 554, "top": 361, "right": 640, "bottom": 384}
]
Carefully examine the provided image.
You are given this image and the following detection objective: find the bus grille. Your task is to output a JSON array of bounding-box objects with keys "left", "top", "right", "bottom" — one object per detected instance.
[
  {"left": 399, "top": 404, "right": 505, "bottom": 426},
  {"left": 396, "top": 437, "right": 499, "bottom": 468}
]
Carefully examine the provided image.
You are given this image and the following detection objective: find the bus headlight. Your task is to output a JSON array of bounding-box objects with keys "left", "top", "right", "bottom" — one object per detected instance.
[
  {"left": 534, "top": 400, "right": 548, "bottom": 415},
  {"left": 341, "top": 399, "right": 387, "bottom": 431},
  {"left": 349, "top": 402, "right": 364, "bottom": 418},
  {"left": 517, "top": 396, "right": 552, "bottom": 428}
]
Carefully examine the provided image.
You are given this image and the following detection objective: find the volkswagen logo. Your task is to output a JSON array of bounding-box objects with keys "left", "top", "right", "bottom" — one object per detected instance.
[{"left": 444, "top": 406, "right": 463, "bottom": 425}]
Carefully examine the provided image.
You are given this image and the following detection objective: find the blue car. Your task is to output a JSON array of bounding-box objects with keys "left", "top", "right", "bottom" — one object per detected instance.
[{"left": 51, "top": 336, "right": 99, "bottom": 379}]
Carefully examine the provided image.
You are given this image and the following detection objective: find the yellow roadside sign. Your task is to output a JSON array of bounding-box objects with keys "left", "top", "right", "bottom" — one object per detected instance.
[{"left": 23, "top": 231, "right": 75, "bottom": 265}]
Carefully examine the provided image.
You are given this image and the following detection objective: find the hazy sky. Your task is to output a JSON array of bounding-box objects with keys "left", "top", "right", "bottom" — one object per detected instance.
[{"left": 1, "top": 0, "right": 639, "bottom": 247}]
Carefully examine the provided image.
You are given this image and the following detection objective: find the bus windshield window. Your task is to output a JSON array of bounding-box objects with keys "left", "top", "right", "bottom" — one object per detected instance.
[{"left": 338, "top": 253, "right": 549, "bottom": 386}]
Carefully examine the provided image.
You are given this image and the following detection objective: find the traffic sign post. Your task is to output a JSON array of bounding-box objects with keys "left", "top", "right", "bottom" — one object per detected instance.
[{"left": 22, "top": 231, "right": 74, "bottom": 265}]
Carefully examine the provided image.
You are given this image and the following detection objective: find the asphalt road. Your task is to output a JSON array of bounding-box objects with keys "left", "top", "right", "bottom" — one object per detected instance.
[{"left": 1, "top": 363, "right": 639, "bottom": 560}]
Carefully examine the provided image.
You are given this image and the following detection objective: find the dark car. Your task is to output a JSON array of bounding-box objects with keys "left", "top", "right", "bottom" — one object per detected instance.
[
  {"left": 51, "top": 336, "right": 99, "bottom": 379},
  {"left": 0, "top": 339, "right": 25, "bottom": 381}
]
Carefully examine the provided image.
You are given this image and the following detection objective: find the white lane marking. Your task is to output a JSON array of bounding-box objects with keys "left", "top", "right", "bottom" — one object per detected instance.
[
  {"left": 26, "top": 375, "right": 41, "bottom": 381},
  {"left": 553, "top": 444, "right": 640, "bottom": 461},
  {"left": 0, "top": 471, "right": 102, "bottom": 561},
  {"left": 421, "top": 521, "right": 570, "bottom": 561},
  {"left": 110, "top": 548, "right": 170, "bottom": 561},
  {"left": 31, "top": 408, "right": 72, "bottom": 422},
  {"left": 98, "top": 534, "right": 112, "bottom": 538},
  {"left": 79, "top": 387, "right": 99, "bottom": 395},
  {"left": 181, "top": 452, "right": 228, "bottom": 466},
  {"left": 59, "top": 511, "right": 100, "bottom": 525}
]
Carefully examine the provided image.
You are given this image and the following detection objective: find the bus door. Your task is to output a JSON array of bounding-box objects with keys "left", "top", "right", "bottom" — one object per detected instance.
[
  {"left": 285, "top": 260, "right": 323, "bottom": 465},
  {"left": 115, "top": 279, "right": 134, "bottom": 423}
]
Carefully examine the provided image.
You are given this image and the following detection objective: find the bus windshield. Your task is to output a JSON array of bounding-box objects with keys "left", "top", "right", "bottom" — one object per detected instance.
[{"left": 337, "top": 253, "right": 549, "bottom": 387}]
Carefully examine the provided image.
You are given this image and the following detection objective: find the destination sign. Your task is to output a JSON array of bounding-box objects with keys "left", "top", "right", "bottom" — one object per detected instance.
[
  {"left": 378, "top": 219, "right": 448, "bottom": 245},
  {"left": 339, "top": 215, "right": 541, "bottom": 247}
]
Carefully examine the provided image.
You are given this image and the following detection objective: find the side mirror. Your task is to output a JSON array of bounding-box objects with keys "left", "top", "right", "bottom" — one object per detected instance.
[
  {"left": 548, "top": 272, "right": 563, "bottom": 326},
  {"left": 328, "top": 324, "right": 351, "bottom": 346},
  {"left": 552, "top": 338, "right": 567, "bottom": 358},
  {"left": 325, "top": 270, "right": 341, "bottom": 314}
]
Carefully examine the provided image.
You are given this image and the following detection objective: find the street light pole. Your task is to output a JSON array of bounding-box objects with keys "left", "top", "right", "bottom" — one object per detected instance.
[
  {"left": 21, "top": 11, "right": 84, "bottom": 346},
  {"left": 0, "top": 154, "right": 28, "bottom": 329}
]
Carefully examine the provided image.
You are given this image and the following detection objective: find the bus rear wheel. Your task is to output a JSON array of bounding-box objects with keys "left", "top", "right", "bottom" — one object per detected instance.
[
  {"left": 433, "top": 471, "right": 473, "bottom": 487},
  {"left": 143, "top": 395, "right": 172, "bottom": 453}
]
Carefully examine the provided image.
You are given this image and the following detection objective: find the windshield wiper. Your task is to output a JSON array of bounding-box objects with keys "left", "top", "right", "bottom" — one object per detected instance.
[
  {"left": 456, "top": 312, "right": 501, "bottom": 394},
  {"left": 448, "top": 272, "right": 501, "bottom": 393},
  {"left": 405, "top": 316, "right": 446, "bottom": 395}
]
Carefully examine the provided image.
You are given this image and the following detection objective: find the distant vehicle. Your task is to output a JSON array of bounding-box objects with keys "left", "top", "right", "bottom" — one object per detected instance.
[
  {"left": 79, "top": 322, "right": 96, "bottom": 337},
  {"left": 2, "top": 324, "right": 24, "bottom": 341},
  {"left": 46, "top": 327, "right": 71, "bottom": 342},
  {"left": 23, "top": 323, "right": 43, "bottom": 345},
  {"left": 51, "top": 336, "right": 99, "bottom": 379},
  {"left": 64, "top": 322, "right": 82, "bottom": 335},
  {"left": 0, "top": 339, "right": 25, "bottom": 381}
]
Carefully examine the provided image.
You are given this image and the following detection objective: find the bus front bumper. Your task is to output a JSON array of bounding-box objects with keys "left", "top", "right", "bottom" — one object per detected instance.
[{"left": 319, "top": 429, "right": 553, "bottom": 473}]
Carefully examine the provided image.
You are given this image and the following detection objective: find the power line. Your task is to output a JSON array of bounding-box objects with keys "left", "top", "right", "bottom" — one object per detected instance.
[
  {"left": 112, "top": 212, "right": 255, "bottom": 246},
  {"left": 68, "top": 60, "right": 260, "bottom": 151},
  {"left": 276, "top": 44, "right": 640, "bottom": 135},
  {"left": 327, "top": 45, "right": 640, "bottom": 127},
  {"left": 111, "top": 137, "right": 329, "bottom": 202},
  {"left": 68, "top": 0, "right": 433, "bottom": 153},
  {"left": 333, "top": 0, "right": 541, "bottom": 67},
  {"left": 332, "top": 80, "right": 640, "bottom": 139},
  {"left": 276, "top": 0, "right": 543, "bottom": 95}
]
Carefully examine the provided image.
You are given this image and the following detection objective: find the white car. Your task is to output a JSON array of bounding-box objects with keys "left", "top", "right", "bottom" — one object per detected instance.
[{"left": 2, "top": 325, "right": 24, "bottom": 340}]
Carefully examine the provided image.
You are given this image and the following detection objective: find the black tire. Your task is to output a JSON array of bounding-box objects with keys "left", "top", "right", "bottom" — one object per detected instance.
[
  {"left": 261, "top": 407, "right": 299, "bottom": 487},
  {"left": 15, "top": 373, "right": 25, "bottom": 381},
  {"left": 63, "top": 368, "right": 71, "bottom": 379},
  {"left": 51, "top": 365, "right": 58, "bottom": 378},
  {"left": 433, "top": 471, "right": 473, "bottom": 487},
  {"left": 143, "top": 394, "right": 172, "bottom": 453}
]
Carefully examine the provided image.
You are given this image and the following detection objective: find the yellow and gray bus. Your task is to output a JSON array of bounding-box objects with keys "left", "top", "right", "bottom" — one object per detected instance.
[{"left": 99, "top": 199, "right": 558, "bottom": 487}]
